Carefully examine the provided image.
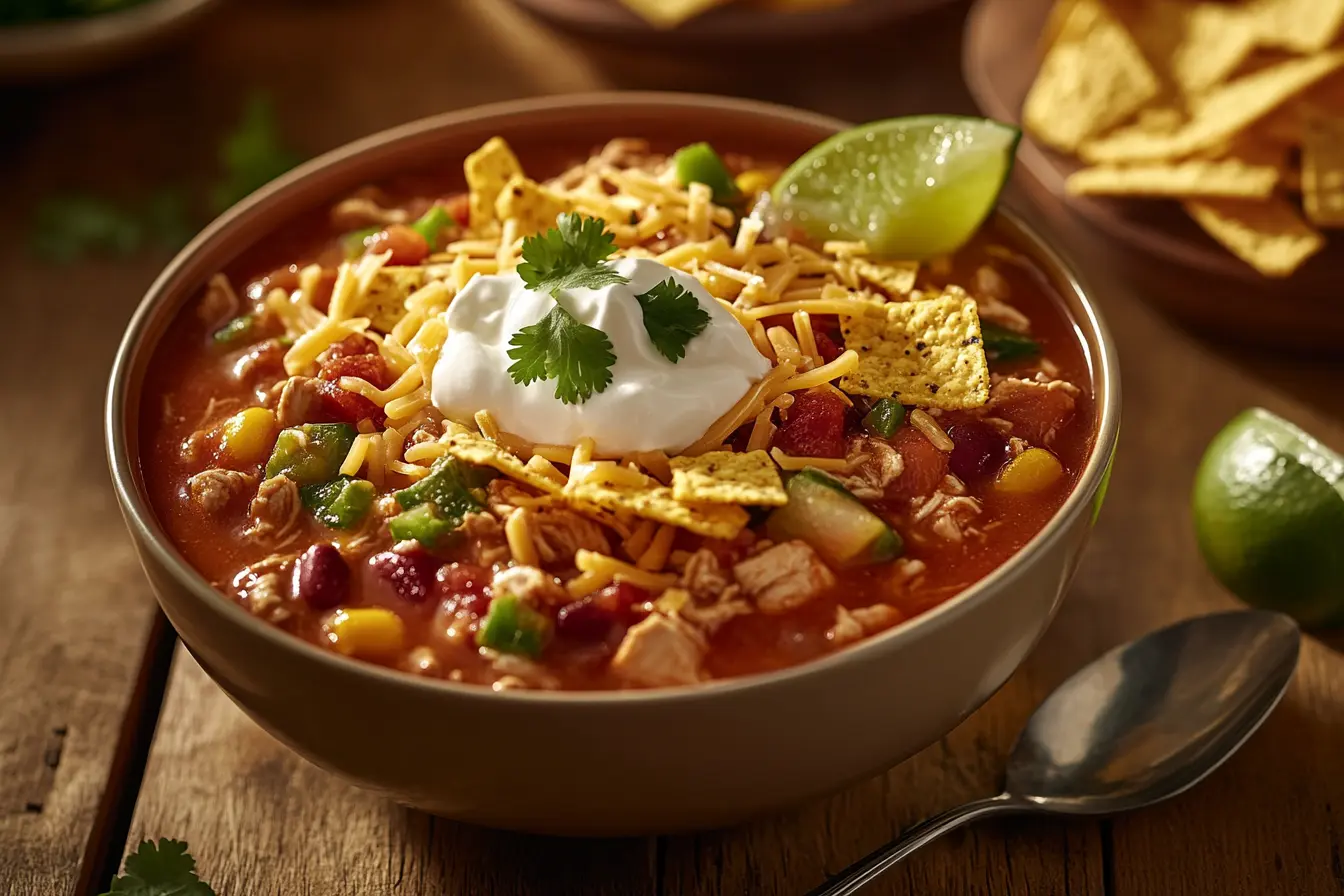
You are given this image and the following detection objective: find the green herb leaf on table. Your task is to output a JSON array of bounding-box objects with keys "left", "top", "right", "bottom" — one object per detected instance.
[
  {"left": 633, "top": 278, "right": 711, "bottom": 363},
  {"left": 31, "top": 195, "right": 144, "bottom": 263},
  {"left": 507, "top": 303, "right": 616, "bottom": 405},
  {"left": 102, "top": 839, "right": 215, "bottom": 896},
  {"left": 210, "top": 93, "right": 302, "bottom": 214},
  {"left": 517, "top": 212, "right": 630, "bottom": 296}
]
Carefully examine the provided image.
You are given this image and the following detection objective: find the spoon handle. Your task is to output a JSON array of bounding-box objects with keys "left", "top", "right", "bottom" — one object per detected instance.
[{"left": 806, "top": 793, "right": 1028, "bottom": 896}]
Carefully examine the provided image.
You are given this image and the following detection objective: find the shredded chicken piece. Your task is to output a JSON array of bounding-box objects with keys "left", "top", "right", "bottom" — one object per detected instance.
[
  {"left": 232, "top": 340, "right": 284, "bottom": 384},
  {"left": 331, "top": 196, "right": 408, "bottom": 228},
  {"left": 610, "top": 613, "right": 706, "bottom": 687},
  {"left": 977, "top": 292, "right": 1032, "bottom": 333},
  {"left": 197, "top": 273, "right": 240, "bottom": 327},
  {"left": 481, "top": 648, "right": 560, "bottom": 690},
  {"left": 180, "top": 431, "right": 207, "bottom": 464},
  {"left": 187, "top": 469, "right": 258, "bottom": 515},
  {"left": 733, "top": 541, "right": 835, "bottom": 614},
  {"left": 275, "top": 376, "right": 323, "bottom": 427},
  {"left": 491, "top": 564, "right": 567, "bottom": 606},
  {"left": 408, "top": 418, "right": 444, "bottom": 445},
  {"left": 678, "top": 549, "right": 732, "bottom": 603},
  {"left": 243, "top": 572, "right": 291, "bottom": 624},
  {"left": 1008, "top": 436, "right": 1030, "bottom": 457},
  {"left": 530, "top": 509, "right": 610, "bottom": 565},
  {"left": 486, "top": 478, "right": 544, "bottom": 516},
  {"left": 680, "top": 597, "right": 753, "bottom": 635},
  {"left": 932, "top": 514, "right": 963, "bottom": 542},
  {"left": 245, "top": 475, "right": 301, "bottom": 545},
  {"left": 987, "top": 376, "right": 1081, "bottom": 445},
  {"left": 841, "top": 436, "right": 905, "bottom": 500},
  {"left": 827, "top": 603, "right": 904, "bottom": 648},
  {"left": 462, "top": 511, "right": 510, "bottom": 567},
  {"left": 974, "top": 265, "right": 1011, "bottom": 302}
]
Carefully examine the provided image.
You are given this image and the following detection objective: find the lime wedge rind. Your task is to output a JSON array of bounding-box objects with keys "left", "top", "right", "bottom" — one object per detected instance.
[{"left": 771, "top": 115, "right": 1021, "bottom": 260}]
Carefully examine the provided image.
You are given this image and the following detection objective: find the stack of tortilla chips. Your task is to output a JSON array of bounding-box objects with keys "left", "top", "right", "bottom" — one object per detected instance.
[
  {"left": 1023, "top": 0, "right": 1344, "bottom": 277},
  {"left": 617, "top": 0, "right": 853, "bottom": 29}
]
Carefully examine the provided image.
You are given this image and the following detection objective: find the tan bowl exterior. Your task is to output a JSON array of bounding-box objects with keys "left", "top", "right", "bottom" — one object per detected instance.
[{"left": 107, "top": 93, "right": 1121, "bottom": 836}]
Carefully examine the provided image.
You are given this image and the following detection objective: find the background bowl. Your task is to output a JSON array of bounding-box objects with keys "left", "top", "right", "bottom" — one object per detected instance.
[
  {"left": 0, "top": 0, "right": 221, "bottom": 81},
  {"left": 107, "top": 92, "right": 1120, "bottom": 835},
  {"left": 963, "top": 0, "right": 1344, "bottom": 352}
]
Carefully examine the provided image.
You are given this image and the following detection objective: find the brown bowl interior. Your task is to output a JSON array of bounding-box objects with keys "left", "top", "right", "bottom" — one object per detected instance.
[{"left": 962, "top": 0, "right": 1344, "bottom": 351}]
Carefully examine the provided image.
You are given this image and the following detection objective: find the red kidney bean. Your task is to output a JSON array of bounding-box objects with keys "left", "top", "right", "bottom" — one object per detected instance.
[
  {"left": 948, "top": 421, "right": 1010, "bottom": 481},
  {"left": 293, "top": 544, "right": 350, "bottom": 611},
  {"left": 556, "top": 598, "right": 616, "bottom": 642},
  {"left": 369, "top": 549, "right": 438, "bottom": 604},
  {"left": 437, "top": 562, "right": 492, "bottom": 614},
  {"left": 590, "top": 581, "right": 648, "bottom": 613}
]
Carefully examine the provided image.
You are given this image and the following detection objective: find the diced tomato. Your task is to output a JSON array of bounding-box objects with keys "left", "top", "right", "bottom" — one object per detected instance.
[
  {"left": 991, "top": 383, "right": 1077, "bottom": 445},
  {"left": 445, "top": 194, "right": 470, "bottom": 227},
  {"left": 315, "top": 379, "right": 386, "bottom": 428},
  {"left": 886, "top": 425, "right": 949, "bottom": 500},
  {"left": 772, "top": 390, "right": 848, "bottom": 459},
  {"left": 814, "top": 330, "right": 843, "bottom": 364},
  {"left": 318, "top": 353, "right": 393, "bottom": 390},
  {"left": 309, "top": 269, "right": 338, "bottom": 313},
  {"left": 322, "top": 333, "right": 378, "bottom": 361},
  {"left": 367, "top": 224, "right": 430, "bottom": 266}
]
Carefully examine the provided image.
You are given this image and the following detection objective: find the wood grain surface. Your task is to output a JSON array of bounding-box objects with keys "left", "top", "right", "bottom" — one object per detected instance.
[{"left": 3, "top": 0, "right": 1343, "bottom": 894}]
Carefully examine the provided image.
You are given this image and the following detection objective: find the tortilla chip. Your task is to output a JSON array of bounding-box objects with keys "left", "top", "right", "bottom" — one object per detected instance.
[
  {"left": 1023, "top": 0, "right": 1161, "bottom": 153},
  {"left": 1066, "top": 159, "right": 1279, "bottom": 198},
  {"left": 1080, "top": 51, "right": 1344, "bottom": 163},
  {"left": 851, "top": 258, "right": 919, "bottom": 297},
  {"left": 464, "top": 137, "right": 523, "bottom": 229},
  {"left": 1302, "top": 109, "right": 1344, "bottom": 226},
  {"left": 495, "top": 175, "right": 571, "bottom": 237},
  {"left": 617, "top": 0, "right": 727, "bottom": 28},
  {"left": 1247, "top": 0, "right": 1344, "bottom": 54},
  {"left": 567, "top": 481, "right": 749, "bottom": 539},
  {"left": 442, "top": 431, "right": 564, "bottom": 495},
  {"left": 840, "top": 288, "right": 990, "bottom": 408},
  {"left": 669, "top": 450, "right": 787, "bottom": 506},
  {"left": 1167, "top": 2, "right": 1259, "bottom": 96},
  {"left": 1185, "top": 197, "right": 1324, "bottom": 276}
]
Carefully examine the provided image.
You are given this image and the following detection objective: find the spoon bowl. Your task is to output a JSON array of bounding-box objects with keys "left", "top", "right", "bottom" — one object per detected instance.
[{"left": 811, "top": 610, "right": 1300, "bottom": 896}]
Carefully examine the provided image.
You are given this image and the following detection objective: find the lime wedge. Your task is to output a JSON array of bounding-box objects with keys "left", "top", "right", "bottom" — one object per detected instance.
[
  {"left": 771, "top": 116, "right": 1021, "bottom": 259},
  {"left": 1192, "top": 408, "right": 1344, "bottom": 626}
]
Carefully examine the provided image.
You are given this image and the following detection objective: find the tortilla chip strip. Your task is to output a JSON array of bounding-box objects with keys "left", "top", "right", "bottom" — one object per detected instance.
[
  {"left": 1080, "top": 51, "right": 1344, "bottom": 164},
  {"left": 840, "top": 289, "right": 989, "bottom": 409},
  {"left": 1126, "top": 1, "right": 1257, "bottom": 99},
  {"left": 1301, "top": 109, "right": 1344, "bottom": 227},
  {"left": 1024, "top": 0, "right": 1161, "bottom": 153},
  {"left": 568, "top": 481, "right": 749, "bottom": 540},
  {"left": 670, "top": 450, "right": 787, "bottom": 506},
  {"left": 496, "top": 175, "right": 571, "bottom": 237},
  {"left": 442, "top": 431, "right": 564, "bottom": 495},
  {"left": 1185, "top": 197, "right": 1324, "bottom": 277},
  {"left": 1067, "top": 159, "right": 1279, "bottom": 199},
  {"left": 851, "top": 258, "right": 919, "bottom": 297},
  {"left": 464, "top": 137, "right": 524, "bottom": 229},
  {"left": 1247, "top": 0, "right": 1344, "bottom": 54}
]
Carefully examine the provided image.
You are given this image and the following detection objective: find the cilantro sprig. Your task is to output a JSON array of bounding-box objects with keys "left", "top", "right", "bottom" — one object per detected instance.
[
  {"left": 102, "top": 839, "right": 215, "bottom": 896},
  {"left": 506, "top": 212, "right": 713, "bottom": 405},
  {"left": 633, "top": 278, "right": 711, "bottom": 362}
]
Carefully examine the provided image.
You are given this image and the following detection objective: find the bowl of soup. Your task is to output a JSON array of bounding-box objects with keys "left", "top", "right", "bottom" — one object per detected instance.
[{"left": 107, "top": 92, "right": 1119, "bottom": 834}]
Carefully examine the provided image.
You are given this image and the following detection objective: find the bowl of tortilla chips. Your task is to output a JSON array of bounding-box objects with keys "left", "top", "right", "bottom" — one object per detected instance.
[{"left": 964, "top": 0, "right": 1344, "bottom": 350}]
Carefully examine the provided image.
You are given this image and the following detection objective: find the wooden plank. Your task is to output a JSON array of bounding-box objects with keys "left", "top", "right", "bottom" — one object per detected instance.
[{"left": 126, "top": 649, "right": 659, "bottom": 896}]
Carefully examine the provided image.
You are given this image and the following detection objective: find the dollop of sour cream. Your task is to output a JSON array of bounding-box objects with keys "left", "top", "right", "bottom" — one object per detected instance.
[{"left": 431, "top": 257, "right": 770, "bottom": 455}]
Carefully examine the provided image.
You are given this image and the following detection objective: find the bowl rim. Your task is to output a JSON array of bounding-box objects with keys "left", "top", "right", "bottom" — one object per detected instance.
[
  {"left": 105, "top": 90, "right": 1121, "bottom": 706},
  {"left": 0, "top": 0, "right": 219, "bottom": 57}
]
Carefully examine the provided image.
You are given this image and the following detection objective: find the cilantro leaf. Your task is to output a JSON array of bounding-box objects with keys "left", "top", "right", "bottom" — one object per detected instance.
[
  {"left": 31, "top": 195, "right": 144, "bottom": 263},
  {"left": 103, "top": 839, "right": 216, "bottom": 896},
  {"left": 507, "top": 303, "right": 616, "bottom": 405},
  {"left": 517, "top": 213, "right": 629, "bottom": 296},
  {"left": 634, "top": 278, "right": 711, "bottom": 363},
  {"left": 210, "top": 93, "right": 302, "bottom": 214}
]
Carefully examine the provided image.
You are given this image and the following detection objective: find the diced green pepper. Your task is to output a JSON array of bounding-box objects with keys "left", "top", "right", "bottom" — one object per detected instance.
[
  {"left": 475, "top": 594, "right": 551, "bottom": 658},
  {"left": 264, "top": 423, "right": 357, "bottom": 485},
  {"left": 341, "top": 226, "right": 381, "bottom": 260},
  {"left": 673, "top": 142, "right": 738, "bottom": 204},
  {"left": 300, "top": 476, "right": 374, "bottom": 529},
  {"left": 864, "top": 398, "right": 906, "bottom": 439},
  {"left": 387, "top": 503, "right": 459, "bottom": 548},
  {"left": 395, "top": 457, "right": 489, "bottom": 515},
  {"left": 212, "top": 314, "right": 255, "bottom": 345},
  {"left": 409, "top": 205, "right": 454, "bottom": 251},
  {"left": 981, "top": 322, "right": 1040, "bottom": 362}
]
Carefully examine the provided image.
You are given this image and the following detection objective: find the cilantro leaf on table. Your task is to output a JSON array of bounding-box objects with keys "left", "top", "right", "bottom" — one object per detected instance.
[
  {"left": 102, "top": 839, "right": 215, "bottom": 896},
  {"left": 507, "top": 303, "right": 616, "bottom": 405},
  {"left": 30, "top": 195, "right": 144, "bottom": 263},
  {"left": 633, "top": 277, "right": 711, "bottom": 363},
  {"left": 210, "top": 93, "right": 302, "bottom": 213},
  {"left": 517, "top": 212, "right": 629, "bottom": 296}
]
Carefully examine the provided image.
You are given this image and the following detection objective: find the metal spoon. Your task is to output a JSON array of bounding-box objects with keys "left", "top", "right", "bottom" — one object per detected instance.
[{"left": 809, "top": 610, "right": 1300, "bottom": 896}]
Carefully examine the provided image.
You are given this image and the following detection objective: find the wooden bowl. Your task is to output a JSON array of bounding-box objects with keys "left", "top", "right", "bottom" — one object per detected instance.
[
  {"left": 0, "top": 0, "right": 222, "bottom": 81},
  {"left": 962, "top": 0, "right": 1344, "bottom": 352},
  {"left": 508, "top": 0, "right": 955, "bottom": 45}
]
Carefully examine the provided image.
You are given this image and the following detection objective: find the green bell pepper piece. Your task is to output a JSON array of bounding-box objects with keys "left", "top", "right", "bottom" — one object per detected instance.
[
  {"left": 212, "top": 314, "right": 255, "bottom": 345},
  {"left": 409, "top": 205, "right": 454, "bottom": 251},
  {"left": 387, "top": 503, "right": 458, "bottom": 548},
  {"left": 264, "top": 423, "right": 357, "bottom": 486},
  {"left": 673, "top": 142, "right": 738, "bottom": 204},
  {"left": 301, "top": 476, "right": 374, "bottom": 529},
  {"left": 475, "top": 594, "right": 551, "bottom": 658},
  {"left": 981, "top": 322, "right": 1040, "bottom": 362},
  {"left": 864, "top": 398, "right": 906, "bottom": 439},
  {"left": 395, "top": 457, "right": 489, "bottom": 515},
  {"left": 340, "top": 226, "right": 381, "bottom": 260}
]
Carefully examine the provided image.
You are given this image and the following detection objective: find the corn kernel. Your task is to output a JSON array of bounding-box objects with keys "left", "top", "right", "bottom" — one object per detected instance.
[
  {"left": 735, "top": 169, "right": 776, "bottom": 197},
  {"left": 995, "top": 448, "right": 1064, "bottom": 494},
  {"left": 325, "top": 608, "right": 405, "bottom": 658},
  {"left": 219, "top": 407, "right": 277, "bottom": 466}
]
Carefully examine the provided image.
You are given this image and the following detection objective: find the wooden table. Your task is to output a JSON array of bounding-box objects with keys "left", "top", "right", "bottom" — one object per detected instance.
[{"left": 4, "top": 1, "right": 1343, "bottom": 893}]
